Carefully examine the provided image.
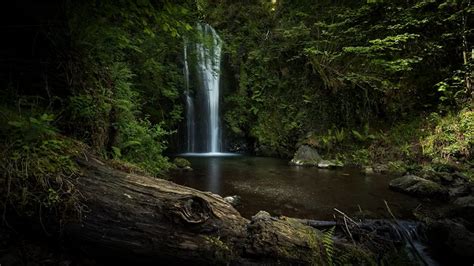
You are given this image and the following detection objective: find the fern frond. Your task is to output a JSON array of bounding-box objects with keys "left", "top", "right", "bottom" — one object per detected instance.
[{"left": 322, "top": 226, "right": 335, "bottom": 266}]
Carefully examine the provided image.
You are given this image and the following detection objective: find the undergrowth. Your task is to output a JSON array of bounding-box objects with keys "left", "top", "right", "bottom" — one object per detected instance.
[
  {"left": 0, "top": 109, "right": 85, "bottom": 232},
  {"left": 301, "top": 103, "right": 473, "bottom": 176}
]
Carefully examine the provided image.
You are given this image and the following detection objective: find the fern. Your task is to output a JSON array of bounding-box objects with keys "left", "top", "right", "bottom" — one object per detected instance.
[{"left": 322, "top": 226, "right": 335, "bottom": 266}]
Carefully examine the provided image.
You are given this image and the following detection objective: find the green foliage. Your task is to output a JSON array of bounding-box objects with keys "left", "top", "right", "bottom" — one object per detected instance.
[
  {"left": 422, "top": 108, "right": 474, "bottom": 161},
  {"left": 0, "top": 111, "right": 83, "bottom": 227},
  {"left": 322, "top": 226, "right": 335, "bottom": 266},
  {"left": 173, "top": 157, "right": 191, "bottom": 168},
  {"left": 117, "top": 119, "right": 172, "bottom": 175},
  {"left": 304, "top": 127, "right": 349, "bottom": 154},
  {"left": 352, "top": 124, "right": 376, "bottom": 143},
  {"left": 63, "top": 1, "right": 195, "bottom": 173},
  {"left": 208, "top": 0, "right": 472, "bottom": 157}
]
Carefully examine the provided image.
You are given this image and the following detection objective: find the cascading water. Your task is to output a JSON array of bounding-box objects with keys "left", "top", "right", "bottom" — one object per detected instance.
[
  {"left": 183, "top": 40, "right": 195, "bottom": 152},
  {"left": 196, "top": 24, "right": 222, "bottom": 153},
  {"left": 183, "top": 23, "right": 223, "bottom": 154}
]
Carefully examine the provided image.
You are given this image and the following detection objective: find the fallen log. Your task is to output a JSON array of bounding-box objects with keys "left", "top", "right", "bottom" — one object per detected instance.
[{"left": 64, "top": 155, "right": 375, "bottom": 265}]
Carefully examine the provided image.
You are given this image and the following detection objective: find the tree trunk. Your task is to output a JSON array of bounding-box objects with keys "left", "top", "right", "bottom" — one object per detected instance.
[{"left": 65, "top": 155, "right": 373, "bottom": 265}]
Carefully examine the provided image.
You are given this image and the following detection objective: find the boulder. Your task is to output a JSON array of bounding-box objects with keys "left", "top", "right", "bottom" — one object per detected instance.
[
  {"left": 173, "top": 157, "right": 190, "bottom": 168},
  {"left": 223, "top": 195, "right": 241, "bottom": 207},
  {"left": 449, "top": 195, "right": 474, "bottom": 224},
  {"left": 289, "top": 145, "right": 321, "bottom": 166},
  {"left": 425, "top": 219, "right": 474, "bottom": 264},
  {"left": 454, "top": 195, "right": 474, "bottom": 208},
  {"left": 389, "top": 175, "right": 448, "bottom": 199},
  {"left": 448, "top": 185, "right": 471, "bottom": 198},
  {"left": 362, "top": 166, "right": 374, "bottom": 174},
  {"left": 373, "top": 164, "right": 389, "bottom": 173},
  {"left": 173, "top": 157, "right": 192, "bottom": 170}
]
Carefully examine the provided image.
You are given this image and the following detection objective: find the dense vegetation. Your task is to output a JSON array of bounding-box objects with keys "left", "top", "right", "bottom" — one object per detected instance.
[
  {"left": 210, "top": 0, "right": 473, "bottom": 162},
  {"left": 0, "top": 0, "right": 472, "bottom": 263}
]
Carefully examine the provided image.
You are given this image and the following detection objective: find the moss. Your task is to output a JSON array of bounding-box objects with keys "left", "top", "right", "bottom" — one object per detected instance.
[
  {"left": 335, "top": 245, "right": 377, "bottom": 266},
  {"left": 204, "top": 236, "right": 234, "bottom": 263},
  {"left": 422, "top": 108, "right": 474, "bottom": 161},
  {"left": 173, "top": 157, "right": 191, "bottom": 168},
  {"left": 108, "top": 159, "right": 149, "bottom": 175},
  {"left": 387, "top": 160, "right": 407, "bottom": 174}
]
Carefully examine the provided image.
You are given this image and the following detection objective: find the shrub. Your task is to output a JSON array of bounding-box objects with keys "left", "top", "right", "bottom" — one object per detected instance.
[
  {"left": 114, "top": 118, "right": 173, "bottom": 176},
  {"left": 422, "top": 108, "right": 474, "bottom": 161},
  {"left": 0, "top": 112, "right": 84, "bottom": 229}
]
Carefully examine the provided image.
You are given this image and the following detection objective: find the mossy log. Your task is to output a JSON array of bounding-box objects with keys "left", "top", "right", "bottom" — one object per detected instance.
[{"left": 66, "top": 156, "right": 373, "bottom": 265}]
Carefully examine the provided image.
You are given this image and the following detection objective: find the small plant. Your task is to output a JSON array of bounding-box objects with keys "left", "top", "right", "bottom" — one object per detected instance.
[
  {"left": 352, "top": 123, "right": 376, "bottom": 143},
  {"left": 322, "top": 226, "right": 335, "bottom": 266}
]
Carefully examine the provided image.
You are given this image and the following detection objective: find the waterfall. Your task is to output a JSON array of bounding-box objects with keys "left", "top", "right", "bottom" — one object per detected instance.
[
  {"left": 183, "top": 23, "right": 223, "bottom": 153},
  {"left": 183, "top": 40, "right": 195, "bottom": 152}
]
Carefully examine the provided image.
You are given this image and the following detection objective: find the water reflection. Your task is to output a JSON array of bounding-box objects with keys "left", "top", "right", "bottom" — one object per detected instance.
[
  {"left": 172, "top": 156, "right": 427, "bottom": 220},
  {"left": 207, "top": 157, "right": 221, "bottom": 194}
]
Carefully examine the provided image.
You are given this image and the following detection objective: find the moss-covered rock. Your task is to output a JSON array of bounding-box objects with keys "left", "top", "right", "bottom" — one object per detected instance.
[
  {"left": 389, "top": 175, "right": 449, "bottom": 199},
  {"left": 289, "top": 145, "right": 322, "bottom": 166},
  {"left": 173, "top": 157, "right": 192, "bottom": 169}
]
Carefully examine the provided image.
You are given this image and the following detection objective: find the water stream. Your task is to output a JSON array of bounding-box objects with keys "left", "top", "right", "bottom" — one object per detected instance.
[
  {"left": 183, "top": 24, "right": 223, "bottom": 153},
  {"left": 172, "top": 155, "right": 426, "bottom": 220}
]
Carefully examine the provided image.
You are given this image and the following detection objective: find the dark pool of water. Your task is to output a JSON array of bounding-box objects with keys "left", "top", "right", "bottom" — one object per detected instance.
[{"left": 171, "top": 155, "right": 424, "bottom": 220}]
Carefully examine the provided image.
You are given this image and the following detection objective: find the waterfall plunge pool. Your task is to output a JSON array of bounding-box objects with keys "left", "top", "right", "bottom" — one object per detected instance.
[{"left": 171, "top": 155, "right": 430, "bottom": 220}]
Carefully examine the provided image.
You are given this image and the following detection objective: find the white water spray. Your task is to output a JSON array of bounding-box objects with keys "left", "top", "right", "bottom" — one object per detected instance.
[{"left": 183, "top": 23, "right": 223, "bottom": 153}]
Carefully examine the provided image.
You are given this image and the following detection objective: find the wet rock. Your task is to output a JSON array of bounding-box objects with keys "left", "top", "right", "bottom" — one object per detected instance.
[
  {"left": 173, "top": 157, "right": 190, "bottom": 168},
  {"left": 448, "top": 196, "right": 474, "bottom": 224},
  {"left": 318, "top": 160, "right": 343, "bottom": 168},
  {"left": 173, "top": 157, "right": 192, "bottom": 171},
  {"left": 389, "top": 175, "right": 448, "bottom": 199},
  {"left": 182, "top": 166, "right": 193, "bottom": 171},
  {"left": 289, "top": 145, "right": 321, "bottom": 166},
  {"left": 223, "top": 195, "right": 241, "bottom": 206},
  {"left": 425, "top": 219, "right": 474, "bottom": 264},
  {"left": 362, "top": 166, "right": 374, "bottom": 174}
]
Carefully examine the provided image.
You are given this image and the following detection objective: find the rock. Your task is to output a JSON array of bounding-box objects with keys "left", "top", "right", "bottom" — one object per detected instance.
[
  {"left": 362, "top": 166, "right": 374, "bottom": 174},
  {"left": 439, "top": 172, "right": 454, "bottom": 184},
  {"left": 425, "top": 219, "right": 474, "bottom": 264},
  {"left": 317, "top": 160, "right": 343, "bottom": 168},
  {"left": 452, "top": 172, "right": 469, "bottom": 182},
  {"left": 223, "top": 195, "right": 241, "bottom": 206},
  {"left": 252, "top": 210, "right": 271, "bottom": 221},
  {"left": 173, "top": 157, "right": 191, "bottom": 168},
  {"left": 448, "top": 195, "right": 474, "bottom": 224},
  {"left": 389, "top": 175, "right": 448, "bottom": 199},
  {"left": 452, "top": 177, "right": 467, "bottom": 187},
  {"left": 373, "top": 165, "right": 386, "bottom": 173},
  {"left": 289, "top": 145, "right": 321, "bottom": 166},
  {"left": 449, "top": 185, "right": 471, "bottom": 198},
  {"left": 454, "top": 195, "right": 474, "bottom": 208}
]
